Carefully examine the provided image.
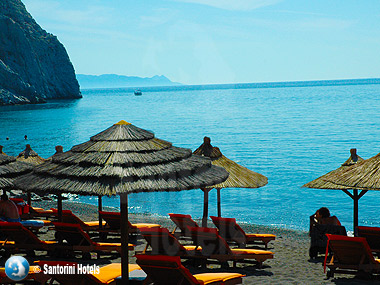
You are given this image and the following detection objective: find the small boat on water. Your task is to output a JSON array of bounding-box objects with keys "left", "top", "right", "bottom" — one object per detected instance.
[{"left": 134, "top": 89, "right": 142, "bottom": 96}]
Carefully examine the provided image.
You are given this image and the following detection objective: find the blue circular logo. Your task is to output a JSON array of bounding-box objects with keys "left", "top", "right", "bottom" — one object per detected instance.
[{"left": 5, "top": 256, "right": 30, "bottom": 281}]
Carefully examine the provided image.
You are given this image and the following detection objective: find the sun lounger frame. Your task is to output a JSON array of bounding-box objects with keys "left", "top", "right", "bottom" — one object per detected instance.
[
  {"left": 325, "top": 234, "right": 380, "bottom": 278},
  {"left": 188, "top": 226, "right": 274, "bottom": 267},
  {"left": 210, "top": 216, "right": 276, "bottom": 249},
  {"left": 136, "top": 254, "right": 244, "bottom": 285},
  {"left": 357, "top": 226, "right": 380, "bottom": 255},
  {"left": 139, "top": 227, "right": 204, "bottom": 260},
  {"left": 53, "top": 222, "right": 134, "bottom": 258},
  {"left": 0, "top": 222, "right": 71, "bottom": 256},
  {"left": 169, "top": 213, "right": 199, "bottom": 239}
]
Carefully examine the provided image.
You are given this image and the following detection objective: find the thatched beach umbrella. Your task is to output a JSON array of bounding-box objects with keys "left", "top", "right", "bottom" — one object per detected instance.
[
  {"left": 17, "top": 144, "right": 46, "bottom": 165},
  {"left": 194, "top": 137, "right": 268, "bottom": 227},
  {"left": 318, "top": 149, "right": 380, "bottom": 232},
  {"left": 14, "top": 120, "right": 228, "bottom": 283},
  {"left": 16, "top": 144, "right": 47, "bottom": 205},
  {"left": 303, "top": 148, "right": 365, "bottom": 234},
  {"left": 0, "top": 146, "right": 32, "bottom": 192}
]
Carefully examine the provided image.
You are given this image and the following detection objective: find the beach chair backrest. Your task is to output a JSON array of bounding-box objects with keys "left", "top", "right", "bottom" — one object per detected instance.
[
  {"left": 99, "top": 211, "right": 120, "bottom": 229},
  {"left": 310, "top": 224, "right": 347, "bottom": 249},
  {"left": 0, "top": 222, "right": 41, "bottom": 244},
  {"left": 10, "top": 198, "right": 30, "bottom": 215},
  {"left": 140, "top": 227, "right": 186, "bottom": 256},
  {"left": 326, "top": 234, "right": 376, "bottom": 265},
  {"left": 188, "top": 226, "right": 231, "bottom": 256},
  {"left": 169, "top": 213, "right": 198, "bottom": 235},
  {"left": 357, "top": 226, "right": 380, "bottom": 252},
  {"left": 136, "top": 254, "right": 199, "bottom": 285},
  {"left": 51, "top": 209, "right": 86, "bottom": 226},
  {"left": 53, "top": 222, "right": 93, "bottom": 246},
  {"left": 61, "top": 211, "right": 85, "bottom": 226},
  {"left": 210, "top": 216, "right": 246, "bottom": 245}
]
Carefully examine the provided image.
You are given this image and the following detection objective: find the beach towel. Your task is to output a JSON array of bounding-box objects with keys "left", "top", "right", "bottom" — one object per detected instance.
[{"left": 20, "top": 220, "right": 45, "bottom": 229}]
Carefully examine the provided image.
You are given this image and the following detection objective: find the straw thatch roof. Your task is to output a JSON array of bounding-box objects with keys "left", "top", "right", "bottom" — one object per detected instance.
[
  {"left": 14, "top": 121, "right": 229, "bottom": 196},
  {"left": 320, "top": 150, "right": 380, "bottom": 191},
  {"left": 47, "top": 146, "right": 64, "bottom": 160},
  {"left": 16, "top": 144, "right": 46, "bottom": 165},
  {"left": 0, "top": 151, "right": 33, "bottom": 191},
  {"left": 193, "top": 137, "right": 267, "bottom": 189},
  {"left": 303, "top": 148, "right": 364, "bottom": 190}
]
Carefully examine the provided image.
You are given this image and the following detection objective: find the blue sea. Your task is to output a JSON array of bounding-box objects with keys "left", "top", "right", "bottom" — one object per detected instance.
[{"left": 1, "top": 81, "right": 380, "bottom": 233}]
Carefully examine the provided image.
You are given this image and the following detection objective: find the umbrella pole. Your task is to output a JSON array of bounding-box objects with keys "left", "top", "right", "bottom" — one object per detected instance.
[
  {"left": 343, "top": 189, "right": 368, "bottom": 236},
  {"left": 202, "top": 188, "right": 210, "bottom": 227},
  {"left": 354, "top": 190, "right": 359, "bottom": 236},
  {"left": 27, "top": 191, "right": 31, "bottom": 206},
  {"left": 98, "top": 195, "right": 102, "bottom": 229},
  {"left": 57, "top": 193, "right": 62, "bottom": 222},
  {"left": 217, "top": 188, "right": 221, "bottom": 217},
  {"left": 120, "top": 193, "right": 129, "bottom": 284}
]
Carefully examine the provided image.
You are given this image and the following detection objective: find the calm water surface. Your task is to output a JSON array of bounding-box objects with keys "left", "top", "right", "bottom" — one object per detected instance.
[{"left": 1, "top": 83, "right": 380, "bottom": 232}]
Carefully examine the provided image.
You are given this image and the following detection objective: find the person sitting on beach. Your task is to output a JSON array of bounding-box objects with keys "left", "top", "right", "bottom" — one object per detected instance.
[
  {"left": 309, "top": 207, "right": 341, "bottom": 235},
  {"left": 0, "top": 193, "right": 20, "bottom": 222},
  {"left": 309, "top": 207, "right": 345, "bottom": 258},
  {"left": 314, "top": 207, "right": 341, "bottom": 226}
]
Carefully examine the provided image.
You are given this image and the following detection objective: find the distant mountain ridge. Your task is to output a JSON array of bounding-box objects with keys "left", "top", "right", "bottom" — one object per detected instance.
[{"left": 77, "top": 74, "right": 181, "bottom": 89}]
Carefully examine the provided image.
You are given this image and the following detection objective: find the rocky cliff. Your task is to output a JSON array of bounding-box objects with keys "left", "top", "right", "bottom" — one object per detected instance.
[{"left": 0, "top": 0, "right": 81, "bottom": 105}]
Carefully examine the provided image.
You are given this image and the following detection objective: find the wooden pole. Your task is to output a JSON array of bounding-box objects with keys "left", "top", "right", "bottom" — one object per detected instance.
[
  {"left": 202, "top": 188, "right": 210, "bottom": 227},
  {"left": 57, "top": 193, "right": 62, "bottom": 222},
  {"left": 342, "top": 189, "right": 367, "bottom": 237},
  {"left": 353, "top": 189, "right": 359, "bottom": 236},
  {"left": 98, "top": 195, "right": 103, "bottom": 229},
  {"left": 217, "top": 188, "right": 221, "bottom": 217},
  {"left": 120, "top": 193, "right": 129, "bottom": 284},
  {"left": 27, "top": 191, "right": 31, "bottom": 206}
]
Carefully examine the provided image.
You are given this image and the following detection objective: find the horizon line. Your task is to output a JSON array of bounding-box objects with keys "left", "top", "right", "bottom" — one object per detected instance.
[{"left": 80, "top": 77, "right": 380, "bottom": 92}]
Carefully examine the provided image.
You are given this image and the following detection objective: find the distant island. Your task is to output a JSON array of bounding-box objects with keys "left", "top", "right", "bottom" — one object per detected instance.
[
  {"left": 76, "top": 74, "right": 181, "bottom": 89},
  {"left": 77, "top": 76, "right": 380, "bottom": 92}
]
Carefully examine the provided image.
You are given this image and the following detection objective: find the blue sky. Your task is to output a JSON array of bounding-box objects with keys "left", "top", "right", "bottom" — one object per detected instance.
[{"left": 23, "top": 0, "right": 380, "bottom": 85}]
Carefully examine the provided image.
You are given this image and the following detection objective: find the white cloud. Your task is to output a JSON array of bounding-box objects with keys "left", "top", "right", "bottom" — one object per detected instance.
[{"left": 173, "top": 0, "right": 281, "bottom": 11}]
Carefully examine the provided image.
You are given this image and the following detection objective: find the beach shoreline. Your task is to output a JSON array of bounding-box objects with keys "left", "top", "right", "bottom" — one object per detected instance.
[{"left": 22, "top": 200, "right": 376, "bottom": 284}]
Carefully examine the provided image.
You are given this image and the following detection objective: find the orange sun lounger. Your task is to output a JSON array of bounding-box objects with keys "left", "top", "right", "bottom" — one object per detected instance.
[
  {"left": 53, "top": 222, "right": 134, "bottom": 259},
  {"left": 188, "top": 227, "right": 274, "bottom": 267},
  {"left": 28, "top": 206, "right": 54, "bottom": 218},
  {"left": 99, "top": 210, "right": 161, "bottom": 233},
  {"left": 357, "top": 226, "right": 380, "bottom": 255},
  {"left": 139, "top": 227, "right": 202, "bottom": 258},
  {"left": 37, "top": 261, "right": 142, "bottom": 285},
  {"left": 169, "top": 213, "right": 199, "bottom": 238},
  {"left": 0, "top": 222, "right": 63, "bottom": 255},
  {"left": 210, "top": 216, "right": 275, "bottom": 249},
  {"left": 51, "top": 209, "right": 106, "bottom": 230},
  {"left": 136, "top": 254, "right": 244, "bottom": 285},
  {"left": 325, "top": 234, "right": 380, "bottom": 278}
]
